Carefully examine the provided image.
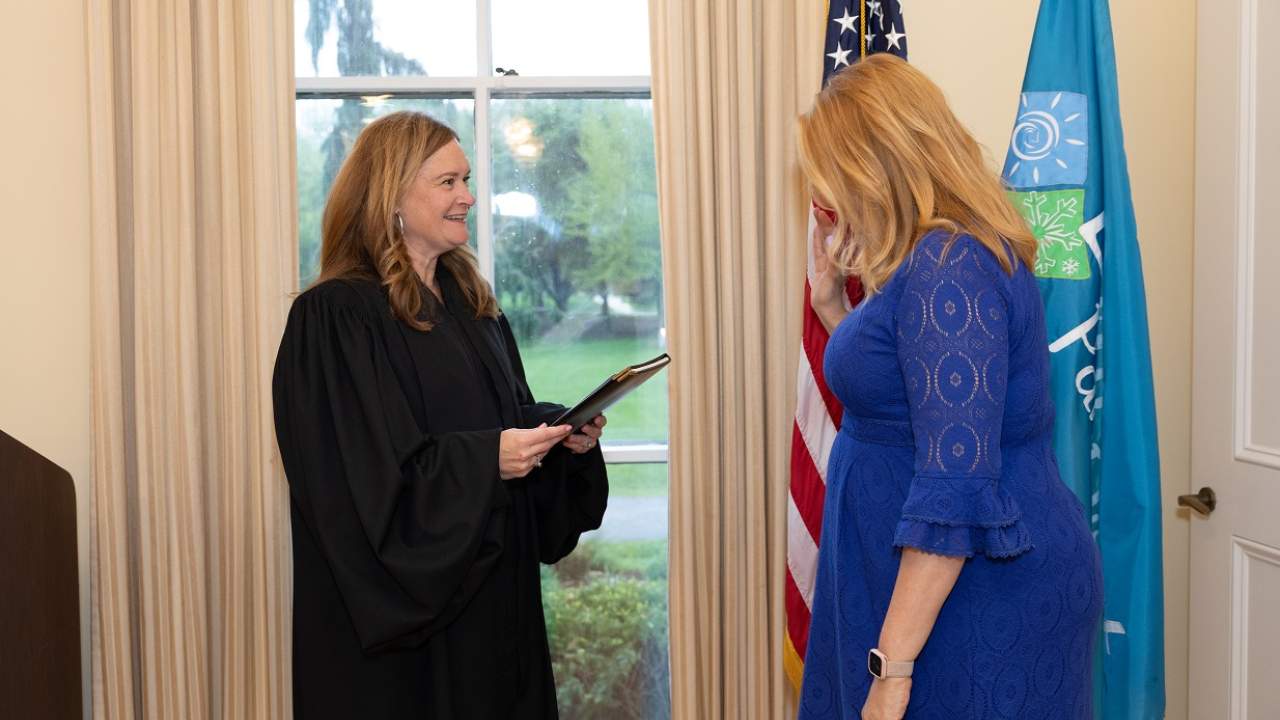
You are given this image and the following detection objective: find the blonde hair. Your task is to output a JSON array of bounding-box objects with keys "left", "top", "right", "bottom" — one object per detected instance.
[
  {"left": 316, "top": 111, "right": 498, "bottom": 331},
  {"left": 796, "top": 54, "right": 1036, "bottom": 294}
]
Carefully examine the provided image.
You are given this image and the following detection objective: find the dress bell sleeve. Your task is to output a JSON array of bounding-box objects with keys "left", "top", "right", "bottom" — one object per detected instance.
[
  {"left": 272, "top": 284, "right": 509, "bottom": 653},
  {"left": 497, "top": 314, "right": 609, "bottom": 563},
  {"left": 892, "top": 237, "right": 1033, "bottom": 559}
]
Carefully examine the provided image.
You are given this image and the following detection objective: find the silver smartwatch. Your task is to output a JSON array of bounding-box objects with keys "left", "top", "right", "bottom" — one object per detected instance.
[{"left": 867, "top": 648, "right": 914, "bottom": 679}]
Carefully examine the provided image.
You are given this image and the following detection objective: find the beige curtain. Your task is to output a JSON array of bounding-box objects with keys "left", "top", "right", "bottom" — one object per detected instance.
[
  {"left": 648, "top": 0, "right": 825, "bottom": 717},
  {"left": 87, "top": 0, "right": 297, "bottom": 717}
]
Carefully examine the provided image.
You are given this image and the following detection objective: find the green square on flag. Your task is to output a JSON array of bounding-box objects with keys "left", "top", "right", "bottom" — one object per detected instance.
[{"left": 1008, "top": 189, "right": 1090, "bottom": 280}]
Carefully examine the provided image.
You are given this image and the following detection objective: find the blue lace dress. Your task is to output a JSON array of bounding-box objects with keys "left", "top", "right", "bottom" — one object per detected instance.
[{"left": 798, "top": 232, "right": 1102, "bottom": 719}]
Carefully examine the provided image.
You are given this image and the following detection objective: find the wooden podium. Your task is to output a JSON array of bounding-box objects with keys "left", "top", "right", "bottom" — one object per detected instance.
[{"left": 0, "top": 429, "right": 82, "bottom": 719}]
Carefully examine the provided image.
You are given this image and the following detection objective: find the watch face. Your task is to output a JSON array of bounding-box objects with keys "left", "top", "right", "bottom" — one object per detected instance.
[{"left": 868, "top": 651, "right": 884, "bottom": 678}]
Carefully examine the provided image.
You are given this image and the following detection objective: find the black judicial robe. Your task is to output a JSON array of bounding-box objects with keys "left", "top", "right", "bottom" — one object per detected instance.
[{"left": 272, "top": 268, "right": 608, "bottom": 719}]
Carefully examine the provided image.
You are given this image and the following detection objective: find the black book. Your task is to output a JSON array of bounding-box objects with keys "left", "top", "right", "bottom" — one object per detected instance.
[{"left": 552, "top": 353, "right": 671, "bottom": 432}]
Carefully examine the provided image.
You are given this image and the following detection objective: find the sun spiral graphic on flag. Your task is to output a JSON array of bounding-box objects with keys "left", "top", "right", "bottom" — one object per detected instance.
[
  {"left": 1002, "top": 91, "right": 1089, "bottom": 190},
  {"left": 1011, "top": 111, "right": 1062, "bottom": 162}
]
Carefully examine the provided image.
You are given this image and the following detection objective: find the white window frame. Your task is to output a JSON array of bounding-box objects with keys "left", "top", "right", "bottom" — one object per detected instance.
[{"left": 295, "top": 0, "right": 666, "bottom": 465}]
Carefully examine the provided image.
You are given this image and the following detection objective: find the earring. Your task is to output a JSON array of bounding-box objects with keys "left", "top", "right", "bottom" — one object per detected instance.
[{"left": 395, "top": 212, "right": 405, "bottom": 237}]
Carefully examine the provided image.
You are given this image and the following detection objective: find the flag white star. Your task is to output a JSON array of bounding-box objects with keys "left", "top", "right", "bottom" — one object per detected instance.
[
  {"left": 833, "top": 7, "right": 858, "bottom": 35},
  {"left": 865, "top": 31, "right": 876, "bottom": 50},
  {"left": 827, "top": 41, "right": 853, "bottom": 68},
  {"left": 885, "top": 24, "right": 906, "bottom": 50},
  {"left": 867, "top": 0, "right": 885, "bottom": 30}
]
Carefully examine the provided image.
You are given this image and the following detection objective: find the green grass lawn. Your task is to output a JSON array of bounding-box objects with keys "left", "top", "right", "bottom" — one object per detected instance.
[{"left": 520, "top": 336, "right": 669, "bottom": 443}]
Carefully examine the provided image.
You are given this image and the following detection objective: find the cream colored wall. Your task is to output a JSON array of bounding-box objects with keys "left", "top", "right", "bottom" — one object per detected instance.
[
  {"left": 909, "top": 2, "right": 1195, "bottom": 718},
  {"left": 0, "top": 1, "right": 93, "bottom": 716}
]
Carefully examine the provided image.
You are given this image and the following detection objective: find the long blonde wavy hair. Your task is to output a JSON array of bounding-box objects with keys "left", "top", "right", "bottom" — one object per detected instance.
[
  {"left": 315, "top": 111, "right": 498, "bottom": 331},
  {"left": 796, "top": 54, "right": 1036, "bottom": 295}
]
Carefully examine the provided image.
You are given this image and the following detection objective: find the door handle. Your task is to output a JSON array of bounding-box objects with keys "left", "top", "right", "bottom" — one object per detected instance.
[{"left": 1177, "top": 486, "right": 1217, "bottom": 515}]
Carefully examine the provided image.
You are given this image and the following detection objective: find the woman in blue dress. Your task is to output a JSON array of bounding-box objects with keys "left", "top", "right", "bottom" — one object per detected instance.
[{"left": 795, "top": 54, "right": 1102, "bottom": 720}]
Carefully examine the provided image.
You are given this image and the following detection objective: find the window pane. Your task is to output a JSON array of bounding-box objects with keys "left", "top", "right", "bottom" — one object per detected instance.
[
  {"left": 295, "top": 0, "right": 477, "bottom": 77},
  {"left": 491, "top": 97, "right": 666, "bottom": 443},
  {"left": 542, "top": 463, "right": 670, "bottom": 719},
  {"left": 297, "top": 96, "right": 475, "bottom": 287},
  {"left": 491, "top": 0, "right": 650, "bottom": 76}
]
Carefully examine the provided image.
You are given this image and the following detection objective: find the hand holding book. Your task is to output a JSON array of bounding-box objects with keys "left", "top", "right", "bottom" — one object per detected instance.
[
  {"left": 562, "top": 414, "right": 607, "bottom": 454},
  {"left": 553, "top": 353, "right": 672, "bottom": 433}
]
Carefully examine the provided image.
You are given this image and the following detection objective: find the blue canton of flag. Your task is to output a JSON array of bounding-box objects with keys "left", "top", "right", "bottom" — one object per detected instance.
[
  {"left": 1002, "top": 1, "right": 1165, "bottom": 717},
  {"left": 823, "top": 1, "right": 907, "bottom": 85}
]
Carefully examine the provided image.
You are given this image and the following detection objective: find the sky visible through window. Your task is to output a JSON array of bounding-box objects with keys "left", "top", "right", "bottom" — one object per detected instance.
[{"left": 295, "top": 0, "right": 650, "bottom": 77}]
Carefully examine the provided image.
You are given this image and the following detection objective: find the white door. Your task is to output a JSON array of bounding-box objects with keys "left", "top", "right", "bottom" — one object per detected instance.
[{"left": 1189, "top": 0, "right": 1280, "bottom": 717}]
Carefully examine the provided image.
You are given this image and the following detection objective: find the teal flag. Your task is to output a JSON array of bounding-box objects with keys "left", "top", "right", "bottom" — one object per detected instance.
[{"left": 1001, "top": 1, "right": 1165, "bottom": 717}]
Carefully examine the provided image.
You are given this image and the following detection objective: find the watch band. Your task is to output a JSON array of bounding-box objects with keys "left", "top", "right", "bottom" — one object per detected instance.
[{"left": 868, "top": 648, "right": 914, "bottom": 679}]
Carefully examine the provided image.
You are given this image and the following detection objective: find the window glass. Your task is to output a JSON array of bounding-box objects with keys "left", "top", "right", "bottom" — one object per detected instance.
[
  {"left": 295, "top": 0, "right": 478, "bottom": 77},
  {"left": 491, "top": 97, "right": 666, "bottom": 444},
  {"left": 293, "top": 5, "right": 669, "bottom": 718},
  {"left": 491, "top": 0, "right": 651, "bottom": 76},
  {"left": 543, "top": 463, "right": 670, "bottom": 719},
  {"left": 297, "top": 96, "right": 476, "bottom": 286}
]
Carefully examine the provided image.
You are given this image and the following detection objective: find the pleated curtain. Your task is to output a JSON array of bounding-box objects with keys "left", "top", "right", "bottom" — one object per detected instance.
[
  {"left": 86, "top": 0, "right": 297, "bottom": 716},
  {"left": 647, "top": 0, "right": 825, "bottom": 717}
]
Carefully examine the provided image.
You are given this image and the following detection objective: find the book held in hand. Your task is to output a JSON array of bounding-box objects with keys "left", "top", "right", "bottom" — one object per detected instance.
[{"left": 552, "top": 353, "right": 671, "bottom": 431}]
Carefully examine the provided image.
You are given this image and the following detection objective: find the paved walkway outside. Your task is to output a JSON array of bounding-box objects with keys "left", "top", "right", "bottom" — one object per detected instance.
[{"left": 583, "top": 495, "right": 667, "bottom": 541}]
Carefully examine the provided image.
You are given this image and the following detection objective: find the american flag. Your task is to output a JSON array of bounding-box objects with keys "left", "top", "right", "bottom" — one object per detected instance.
[{"left": 784, "top": 0, "right": 908, "bottom": 692}]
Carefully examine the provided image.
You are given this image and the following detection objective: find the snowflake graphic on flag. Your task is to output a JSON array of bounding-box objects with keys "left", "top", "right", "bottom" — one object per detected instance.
[{"left": 1009, "top": 189, "right": 1091, "bottom": 280}]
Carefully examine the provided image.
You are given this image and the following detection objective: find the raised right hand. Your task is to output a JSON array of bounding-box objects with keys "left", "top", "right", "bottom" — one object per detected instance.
[
  {"left": 810, "top": 207, "right": 849, "bottom": 332},
  {"left": 499, "top": 423, "right": 572, "bottom": 480}
]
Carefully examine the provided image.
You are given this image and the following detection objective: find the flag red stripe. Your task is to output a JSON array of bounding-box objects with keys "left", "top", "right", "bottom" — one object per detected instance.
[
  {"left": 845, "top": 276, "right": 865, "bottom": 308},
  {"left": 785, "top": 568, "right": 813, "bottom": 659},
  {"left": 789, "top": 423, "right": 826, "bottom": 541}
]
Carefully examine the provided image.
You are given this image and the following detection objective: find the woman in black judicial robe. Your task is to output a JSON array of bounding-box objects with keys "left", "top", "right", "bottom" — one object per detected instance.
[{"left": 272, "top": 111, "right": 609, "bottom": 719}]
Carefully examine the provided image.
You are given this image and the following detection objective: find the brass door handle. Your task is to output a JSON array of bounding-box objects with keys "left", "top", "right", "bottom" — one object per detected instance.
[{"left": 1177, "top": 486, "right": 1217, "bottom": 515}]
